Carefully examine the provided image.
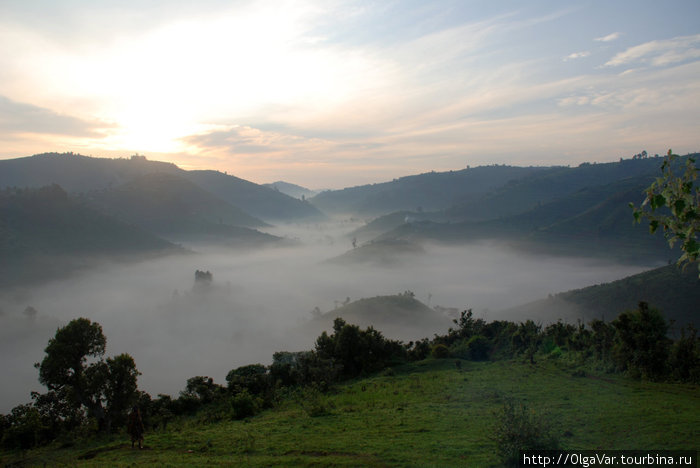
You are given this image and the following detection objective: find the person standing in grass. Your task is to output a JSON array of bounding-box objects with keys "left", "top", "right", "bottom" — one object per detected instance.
[{"left": 127, "top": 406, "right": 145, "bottom": 449}]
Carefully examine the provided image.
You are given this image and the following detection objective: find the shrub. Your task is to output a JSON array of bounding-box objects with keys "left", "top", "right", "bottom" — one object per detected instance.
[
  {"left": 467, "top": 335, "right": 490, "bottom": 360},
  {"left": 494, "top": 398, "right": 560, "bottom": 466},
  {"left": 668, "top": 324, "right": 700, "bottom": 383},
  {"left": 230, "top": 391, "right": 260, "bottom": 420},
  {"left": 431, "top": 343, "right": 450, "bottom": 359}
]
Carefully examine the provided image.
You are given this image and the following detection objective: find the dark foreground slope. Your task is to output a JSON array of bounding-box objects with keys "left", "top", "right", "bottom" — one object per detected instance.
[{"left": 0, "top": 185, "right": 181, "bottom": 288}]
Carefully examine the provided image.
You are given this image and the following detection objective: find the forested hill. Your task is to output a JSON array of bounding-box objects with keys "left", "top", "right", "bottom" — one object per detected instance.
[
  {"left": 0, "top": 185, "right": 180, "bottom": 287},
  {"left": 445, "top": 157, "right": 672, "bottom": 221},
  {"left": 186, "top": 170, "right": 323, "bottom": 222},
  {"left": 0, "top": 153, "right": 323, "bottom": 223},
  {"left": 82, "top": 172, "right": 267, "bottom": 232},
  {"left": 498, "top": 264, "right": 700, "bottom": 329},
  {"left": 309, "top": 165, "right": 547, "bottom": 216}
]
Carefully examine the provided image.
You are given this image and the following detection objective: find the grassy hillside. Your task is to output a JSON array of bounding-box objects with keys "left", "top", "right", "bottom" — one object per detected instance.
[
  {"left": 5, "top": 358, "right": 698, "bottom": 467},
  {"left": 309, "top": 165, "right": 547, "bottom": 216},
  {"left": 0, "top": 185, "right": 181, "bottom": 287}
]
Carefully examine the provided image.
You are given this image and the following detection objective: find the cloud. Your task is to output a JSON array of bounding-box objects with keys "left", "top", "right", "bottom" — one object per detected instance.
[
  {"left": 564, "top": 51, "right": 590, "bottom": 61},
  {"left": 605, "top": 33, "right": 700, "bottom": 67},
  {"left": 182, "top": 125, "right": 331, "bottom": 156},
  {"left": 0, "top": 95, "right": 109, "bottom": 137},
  {"left": 595, "top": 32, "right": 621, "bottom": 42}
]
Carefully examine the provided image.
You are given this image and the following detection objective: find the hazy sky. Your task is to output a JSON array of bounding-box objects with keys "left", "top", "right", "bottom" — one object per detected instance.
[{"left": 1, "top": 0, "right": 699, "bottom": 188}]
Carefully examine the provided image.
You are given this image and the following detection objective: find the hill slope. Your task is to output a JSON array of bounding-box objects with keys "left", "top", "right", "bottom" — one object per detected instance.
[
  {"left": 309, "top": 165, "right": 548, "bottom": 216},
  {"left": 311, "top": 294, "right": 452, "bottom": 340},
  {"left": 83, "top": 172, "right": 266, "bottom": 230},
  {"left": 264, "top": 181, "right": 318, "bottom": 199},
  {"left": 0, "top": 153, "right": 180, "bottom": 192},
  {"left": 499, "top": 264, "right": 700, "bottom": 328},
  {"left": 186, "top": 171, "right": 325, "bottom": 222},
  {"left": 5, "top": 359, "right": 697, "bottom": 466},
  {"left": 445, "top": 158, "right": 669, "bottom": 221},
  {"left": 0, "top": 185, "right": 180, "bottom": 287},
  {"left": 379, "top": 174, "right": 673, "bottom": 263},
  {"left": 0, "top": 153, "right": 324, "bottom": 223}
]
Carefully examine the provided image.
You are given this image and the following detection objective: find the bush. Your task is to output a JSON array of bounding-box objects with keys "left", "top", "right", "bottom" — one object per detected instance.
[
  {"left": 668, "top": 324, "right": 700, "bottom": 383},
  {"left": 467, "top": 335, "right": 490, "bottom": 360},
  {"left": 230, "top": 391, "right": 261, "bottom": 420},
  {"left": 431, "top": 343, "right": 450, "bottom": 359},
  {"left": 494, "top": 398, "right": 560, "bottom": 466}
]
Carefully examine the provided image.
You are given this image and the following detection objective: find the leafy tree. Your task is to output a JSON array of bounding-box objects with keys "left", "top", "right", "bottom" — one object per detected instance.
[
  {"left": 315, "top": 318, "right": 406, "bottom": 380},
  {"left": 1, "top": 404, "right": 46, "bottom": 450},
  {"left": 631, "top": 150, "right": 699, "bottom": 274},
  {"left": 226, "top": 364, "right": 269, "bottom": 396},
  {"left": 180, "top": 376, "right": 223, "bottom": 406},
  {"left": 612, "top": 302, "right": 670, "bottom": 380},
  {"left": 103, "top": 354, "right": 141, "bottom": 429},
  {"left": 36, "top": 318, "right": 140, "bottom": 433}
]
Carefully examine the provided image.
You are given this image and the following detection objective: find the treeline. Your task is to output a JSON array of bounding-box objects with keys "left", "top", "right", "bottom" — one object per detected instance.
[{"left": 2, "top": 302, "right": 699, "bottom": 451}]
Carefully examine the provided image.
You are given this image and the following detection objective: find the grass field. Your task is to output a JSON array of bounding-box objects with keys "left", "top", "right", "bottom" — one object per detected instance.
[{"left": 3, "top": 358, "right": 698, "bottom": 467}]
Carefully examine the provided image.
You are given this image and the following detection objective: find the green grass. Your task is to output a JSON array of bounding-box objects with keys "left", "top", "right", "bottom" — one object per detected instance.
[{"left": 4, "top": 359, "right": 698, "bottom": 467}]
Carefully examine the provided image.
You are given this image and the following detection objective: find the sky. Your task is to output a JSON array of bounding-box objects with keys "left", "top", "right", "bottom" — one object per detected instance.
[{"left": 0, "top": 0, "right": 699, "bottom": 189}]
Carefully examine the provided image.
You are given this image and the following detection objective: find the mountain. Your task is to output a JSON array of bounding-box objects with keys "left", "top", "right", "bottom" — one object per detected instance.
[
  {"left": 0, "top": 152, "right": 180, "bottom": 192},
  {"left": 264, "top": 181, "right": 318, "bottom": 199},
  {"left": 82, "top": 172, "right": 269, "bottom": 238},
  {"left": 310, "top": 294, "right": 453, "bottom": 340},
  {"left": 373, "top": 164, "right": 685, "bottom": 263},
  {"left": 0, "top": 185, "right": 180, "bottom": 287},
  {"left": 498, "top": 264, "right": 700, "bottom": 329},
  {"left": 309, "top": 165, "right": 548, "bottom": 217},
  {"left": 0, "top": 153, "right": 324, "bottom": 223},
  {"left": 185, "top": 171, "right": 325, "bottom": 222},
  {"left": 445, "top": 158, "right": 671, "bottom": 221}
]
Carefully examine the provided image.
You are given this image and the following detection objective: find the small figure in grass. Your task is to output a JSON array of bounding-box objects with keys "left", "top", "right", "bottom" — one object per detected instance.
[{"left": 127, "top": 406, "right": 145, "bottom": 449}]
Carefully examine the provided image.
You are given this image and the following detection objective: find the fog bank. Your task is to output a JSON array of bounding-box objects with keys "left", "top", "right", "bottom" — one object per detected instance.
[{"left": 0, "top": 221, "right": 654, "bottom": 412}]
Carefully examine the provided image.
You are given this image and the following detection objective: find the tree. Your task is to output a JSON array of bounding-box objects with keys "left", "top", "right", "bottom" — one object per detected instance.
[
  {"left": 612, "top": 302, "right": 670, "bottom": 380},
  {"left": 631, "top": 150, "right": 699, "bottom": 275},
  {"left": 36, "top": 318, "right": 140, "bottom": 433}
]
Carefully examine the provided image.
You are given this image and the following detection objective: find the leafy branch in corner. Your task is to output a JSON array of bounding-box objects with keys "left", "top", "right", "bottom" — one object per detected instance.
[{"left": 631, "top": 149, "right": 699, "bottom": 275}]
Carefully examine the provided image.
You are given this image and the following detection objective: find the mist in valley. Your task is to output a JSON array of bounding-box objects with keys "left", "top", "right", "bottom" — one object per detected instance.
[{"left": 0, "top": 220, "right": 657, "bottom": 413}]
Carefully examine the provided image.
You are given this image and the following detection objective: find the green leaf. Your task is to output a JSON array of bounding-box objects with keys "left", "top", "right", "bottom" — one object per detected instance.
[
  {"left": 649, "top": 220, "right": 659, "bottom": 233},
  {"left": 651, "top": 194, "right": 666, "bottom": 209}
]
